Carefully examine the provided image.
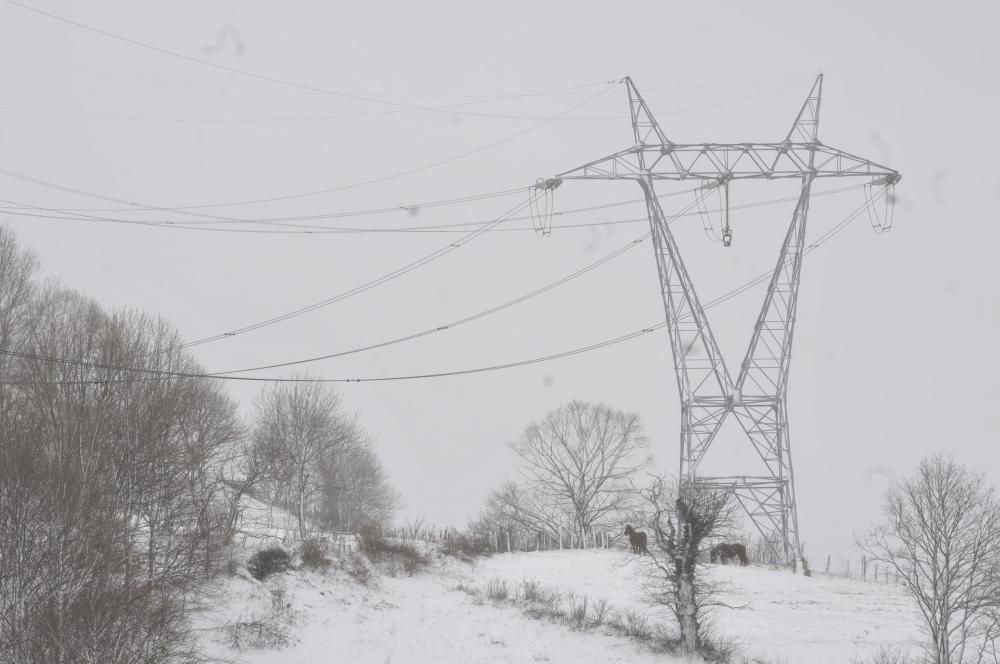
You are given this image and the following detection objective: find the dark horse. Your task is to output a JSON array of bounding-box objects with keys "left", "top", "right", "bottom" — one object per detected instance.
[
  {"left": 710, "top": 543, "right": 749, "bottom": 566},
  {"left": 623, "top": 525, "right": 649, "bottom": 555}
]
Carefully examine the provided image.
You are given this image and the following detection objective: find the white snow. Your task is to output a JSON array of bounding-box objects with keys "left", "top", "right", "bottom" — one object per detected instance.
[
  {"left": 196, "top": 497, "right": 683, "bottom": 662},
  {"left": 194, "top": 560, "right": 685, "bottom": 664},
  {"left": 196, "top": 495, "right": 923, "bottom": 662},
  {"left": 468, "top": 549, "right": 925, "bottom": 663}
]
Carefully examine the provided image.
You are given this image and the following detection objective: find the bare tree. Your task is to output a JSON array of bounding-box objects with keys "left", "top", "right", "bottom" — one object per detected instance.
[
  {"left": 318, "top": 437, "right": 399, "bottom": 532},
  {"left": 252, "top": 380, "right": 357, "bottom": 538},
  {"left": 487, "top": 481, "right": 573, "bottom": 547},
  {"left": 508, "top": 400, "right": 649, "bottom": 547},
  {"left": 860, "top": 455, "right": 1000, "bottom": 664},
  {"left": 0, "top": 227, "right": 248, "bottom": 662},
  {"left": 640, "top": 476, "right": 736, "bottom": 655}
]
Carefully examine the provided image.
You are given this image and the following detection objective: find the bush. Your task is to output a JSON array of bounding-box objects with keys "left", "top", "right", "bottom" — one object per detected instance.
[
  {"left": 850, "top": 647, "right": 914, "bottom": 664},
  {"left": 359, "top": 528, "right": 429, "bottom": 577},
  {"left": 589, "top": 598, "right": 611, "bottom": 627},
  {"left": 616, "top": 609, "right": 650, "bottom": 639},
  {"left": 224, "top": 615, "right": 290, "bottom": 650},
  {"left": 484, "top": 578, "right": 510, "bottom": 602},
  {"left": 440, "top": 532, "right": 492, "bottom": 560},
  {"left": 247, "top": 547, "right": 291, "bottom": 581},
  {"left": 300, "top": 539, "right": 330, "bottom": 570},
  {"left": 347, "top": 552, "right": 373, "bottom": 585},
  {"left": 567, "top": 593, "right": 588, "bottom": 629},
  {"left": 520, "top": 578, "right": 544, "bottom": 602}
]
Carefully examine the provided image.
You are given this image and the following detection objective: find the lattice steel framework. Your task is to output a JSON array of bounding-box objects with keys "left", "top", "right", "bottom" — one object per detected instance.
[{"left": 540, "top": 75, "right": 900, "bottom": 566}]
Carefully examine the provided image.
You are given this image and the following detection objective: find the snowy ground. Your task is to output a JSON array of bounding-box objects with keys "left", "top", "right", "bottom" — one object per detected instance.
[
  {"left": 194, "top": 560, "right": 684, "bottom": 664},
  {"left": 196, "top": 496, "right": 682, "bottom": 663},
  {"left": 467, "top": 549, "right": 925, "bottom": 664},
  {"left": 195, "top": 547, "right": 924, "bottom": 664},
  {"left": 198, "top": 496, "right": 922, "bottom": 662}
]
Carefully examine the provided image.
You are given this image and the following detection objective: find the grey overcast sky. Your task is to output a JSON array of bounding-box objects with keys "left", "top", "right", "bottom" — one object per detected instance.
[{"left": 1, "top": 0, "right": 997, "bottom": 561}]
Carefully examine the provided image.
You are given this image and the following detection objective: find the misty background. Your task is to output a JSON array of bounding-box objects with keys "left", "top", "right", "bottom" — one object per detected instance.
[{"left": 0, "top": 0, "right": 997, "bottom": 565}]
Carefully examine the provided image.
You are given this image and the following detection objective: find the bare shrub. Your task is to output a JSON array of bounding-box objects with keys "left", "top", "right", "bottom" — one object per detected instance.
[
  {"left": 590, "top": 598, "right": 611, "bottom": 627},
  {"left": 521, "top": 579, "right": 544, "bottom": 602},
  {"left": 225, "top": 614, "right": 291, "bottom": 650},
  {"left": 440, "top": 531, "right": 492, "bottom": 560},
  {"left": 360, "top": 529, "right": 429, "bottom": 577},
  {"left": 485, "top": 578, "right": 510, "bottom": 603},
  {"left": 850, "top": 646, "right": 916, "bottom": 664},
  {"left": 455, "top": 582, "right": 485, "bottom": 605},
  {"left": 619, "top": 608, "right": 651, "bottom": 639},
  {"left": 300, "top": 538, "right": 331, "bottom": 570},
  {"left": 347, "top": 552, "right": 373, "bottom": 585},
  {"left": 567, "top": 593, "right": 588, "bottom": 629}
]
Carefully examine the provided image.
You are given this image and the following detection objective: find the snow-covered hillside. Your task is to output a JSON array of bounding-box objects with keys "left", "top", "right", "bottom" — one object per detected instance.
[
  {"left": 195, "top": 539, "right": 923, "bottom": 663},
  {"left": 194, "top": 495, "right": 923, "bottom": 663},
  {"left": 194, "top": 559, "right": 684, "bottom": 664},
  {"left": 469, "top": 549, "right": 924, "bottom": 663}
]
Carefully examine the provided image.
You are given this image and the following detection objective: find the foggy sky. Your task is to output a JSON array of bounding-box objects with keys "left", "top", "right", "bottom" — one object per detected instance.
[{"left": 1, "top": 0, "right": 997, "bottom": 564}]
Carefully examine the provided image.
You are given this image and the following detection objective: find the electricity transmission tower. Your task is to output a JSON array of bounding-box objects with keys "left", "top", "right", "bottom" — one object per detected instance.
[{"left": 537, "top": 75, "right": 900, "bottom": 566}]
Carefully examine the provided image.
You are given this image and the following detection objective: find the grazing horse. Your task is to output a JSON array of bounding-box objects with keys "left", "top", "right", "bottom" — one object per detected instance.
[
  {"left": 709, "top": 543, "right": 749, "bottom": 566},
  {"left": 623, "top": 525, "right": 649, "bottom": 555}
]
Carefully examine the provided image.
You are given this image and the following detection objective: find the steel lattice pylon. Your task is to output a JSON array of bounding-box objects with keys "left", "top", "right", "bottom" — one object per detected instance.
[{"left": 540, "top": 75, "right": 900, "bottom": 567}]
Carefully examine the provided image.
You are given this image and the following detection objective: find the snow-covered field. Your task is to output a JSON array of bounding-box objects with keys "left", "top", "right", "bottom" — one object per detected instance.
[
  {"left": 196, "top": 497, "right": 922, "bottom": 662},
  {"left": 468, "top": 549, "right": 925, "bottom": 663},
  {"left": 194, "top": 546, "right": 923, "bottom": 663},
  {"left": 194, "top": 559, "right": 682, "bottom": 664}
]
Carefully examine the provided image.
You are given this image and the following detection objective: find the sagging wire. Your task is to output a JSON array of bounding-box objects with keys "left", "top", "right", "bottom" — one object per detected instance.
[{"left": 0, "top": 186, "right": 875, "bottom": 387}]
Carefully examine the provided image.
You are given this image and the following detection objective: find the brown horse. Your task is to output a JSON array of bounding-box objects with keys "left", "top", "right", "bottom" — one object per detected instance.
[
  {"left": 710, "top": 543, "right": 749, "bottom": 566},
  {"left": 623, "top": 525, "right": 649, "bottom": 555}
]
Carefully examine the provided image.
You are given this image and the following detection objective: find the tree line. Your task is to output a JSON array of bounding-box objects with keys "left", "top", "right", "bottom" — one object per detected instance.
[{"left": 0, "top": 226, "right": 397, "bottom": 664}]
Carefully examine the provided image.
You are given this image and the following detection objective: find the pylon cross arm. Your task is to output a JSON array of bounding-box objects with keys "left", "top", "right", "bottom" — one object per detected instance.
[{"left": 556, "top": 143, "right": 897, "bottom": 183}]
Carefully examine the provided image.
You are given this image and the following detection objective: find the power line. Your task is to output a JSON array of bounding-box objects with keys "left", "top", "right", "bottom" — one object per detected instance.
[
  {"left": 206, "top": 194, "right": 709, "bottom": 375},
  {"left": 1, "top": 52, "right": 812, "bottom": 101},
  {"left": 0, "top": 182, "right": 866, "bottom": 234},
  {"left": 0, "top": 85, "right": 614, "bottom": 221},
  {"left": 0, "top": 184, "right": 868, "bottom": 366},
  {"left": 0, "top": 191, "right": 882, "bottom": 385},
  {"left": 177, "top": 194, "right": 542, "bottom": 350},
  {"left": 2, "top": 0, "right": 621, "bottom": 122},
  {"left": 0, "top": 80, "right": 806, "bottom": 125},
  {"left": 0, "top": 185, "right": 527, "bottom": 225}
]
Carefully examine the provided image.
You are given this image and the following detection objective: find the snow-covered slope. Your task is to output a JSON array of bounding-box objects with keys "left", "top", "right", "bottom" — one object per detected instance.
[
  {"left": 468, "top": 549, "right": 924, "bottom": 663},
  {"left": 194, "top": 560, "right": 686, "bottom": 664},
  {"left": 197, "top": 493, "right": 921, "bottom": 662}
]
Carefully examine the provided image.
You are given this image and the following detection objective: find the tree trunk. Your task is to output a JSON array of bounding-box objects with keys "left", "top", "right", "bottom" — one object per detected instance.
[
  {"left": 677, "top": 568, "right": 699, "bottom": 654},
  {"left": 297, "top": 468, "right": 307, "bottom": 540}
]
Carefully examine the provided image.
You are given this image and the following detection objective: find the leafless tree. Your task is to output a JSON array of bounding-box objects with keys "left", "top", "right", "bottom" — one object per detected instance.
[
  {"left": 860, "top": 455, "right": 1000, "bottom": 664},
  {"left": 0, "top": 228, "right": 244, "bottom": 662},
  {"left": 485, "top": 481, "right": 574, "bottom": 547},
  {"left": 640, "top": 476, "right": 737, "bottom": 656},
  {"left": 252, "top": 380, "right": 358, "bottom": 538},
  {"left": 508, "top": 400, "right": 649, "bottom": 546},
  {"left": 317, "top": 437, "right": 399, "bottom": 532}
]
